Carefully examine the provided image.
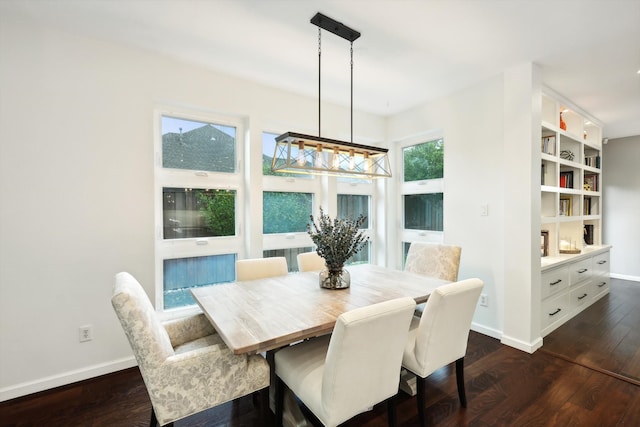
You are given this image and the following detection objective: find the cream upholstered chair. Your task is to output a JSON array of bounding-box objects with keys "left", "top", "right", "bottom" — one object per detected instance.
[
  {"left": 111, "top": 272, "right": 270, "bottom": 427},
  {"left": 402, "top": 278, "right": 483, "bottom": 427},
  {"left": 297, "top": 251, "right": 325, "bottom": 272},
  {"left": 275, "top": 297, "right": 416, "bottom": 427},
  {"left": 404, "top": 242, "right": 462, "bottom": 282},
  {"left": 236, "top": 256, "right": 288, "bottom": 281}
]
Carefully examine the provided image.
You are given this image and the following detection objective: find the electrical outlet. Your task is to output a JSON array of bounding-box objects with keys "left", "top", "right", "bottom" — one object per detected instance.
[
  {"left": 479, "top": 294, "right": 488, "bottom": 307},
  {"left": 79, "top": 325, "right": 93, "bottom": 343}
]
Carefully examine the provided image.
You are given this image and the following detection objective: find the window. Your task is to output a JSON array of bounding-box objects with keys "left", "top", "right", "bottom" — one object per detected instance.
[
  {"left": 337, "top": 194, "right": 371, "bottom": 264},
  {"left": 399, "top": 137, "right": 445, "bottom": 260},
  {"left": 155, "top": 112, "right": 244, "bottom": 310},
  {"left": 263, "top": 191, "right": 313, "bottom": 234}
]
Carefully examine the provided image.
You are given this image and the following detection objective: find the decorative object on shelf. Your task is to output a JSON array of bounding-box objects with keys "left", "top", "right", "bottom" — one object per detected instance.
[
  {"left": 584, "top": 173, "right": 598, "bottom": 191},
  {"left": 272, "top": 13, "right": 391, "bottom": 179},
  {"left": 560, "top": 150, "right": 574, "bottom": 161},
  {"left": 541, "top": 230, "right": 549, "bottom": 257},
  {"left": 560, "top": 112, "right": 567, "bottom": 130},
  {"left": 307, "top": 207, "right": 369, "bottom": 289},
  {"left": 559, "top": 239, "right": 581, "bottom": 254}
]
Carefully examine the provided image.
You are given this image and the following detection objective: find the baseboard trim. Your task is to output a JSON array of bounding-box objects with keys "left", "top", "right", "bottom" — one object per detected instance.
[
  {"left": 611, "top": 273, "right": 640, "bottom": 282},
  {"left": 471, "top": 322, "right": 502, "bottom": 340},
  {"left": 500, "top": 334, "right": 543, "bottom": 354},
  {"left": 0, "top": 356, "right": 137, "bottom": 403}
]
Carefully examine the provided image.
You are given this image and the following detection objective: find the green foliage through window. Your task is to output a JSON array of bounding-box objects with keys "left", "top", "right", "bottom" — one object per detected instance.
[
  {"left": 263, "top": 192, "right": 313, "bottom": 233},
  {"left": 403, "top": 139, "right": 444, "bottom": 182}
]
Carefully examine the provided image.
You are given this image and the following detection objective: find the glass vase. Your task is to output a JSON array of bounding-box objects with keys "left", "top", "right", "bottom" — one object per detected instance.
[{"left": 319, "top": 267, "right": 350, "bottom": 289}]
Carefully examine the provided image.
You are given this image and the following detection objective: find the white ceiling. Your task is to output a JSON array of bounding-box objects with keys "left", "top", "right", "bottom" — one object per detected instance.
[{"left": 4, "top": 0, "right": 640, "bottom": 139}]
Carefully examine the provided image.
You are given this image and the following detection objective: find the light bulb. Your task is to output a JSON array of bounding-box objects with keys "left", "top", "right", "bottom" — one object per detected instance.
[
  {"left": 332, "top": 147, "right": 340, "bottom": 169},
  {"left": 296, "top": 141, "right": 305, "bottom": 166},
  {"left": 315, "top": 144, "right": 324, "bottom": 168},
  {"left": 348, "top": 149, "right": 355, "bottom": 170}
]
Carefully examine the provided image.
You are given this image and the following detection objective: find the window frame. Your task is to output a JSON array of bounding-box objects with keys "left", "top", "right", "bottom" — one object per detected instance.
[
  {"left": 154, "top": 108, "right": 246, "bottom": 313},
  {"left": 397, "top": 133, "right": 445, "bottom": 257}
]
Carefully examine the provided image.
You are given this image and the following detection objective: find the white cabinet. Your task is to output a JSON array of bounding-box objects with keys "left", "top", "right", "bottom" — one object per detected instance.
[{"left": 540, "top": 247, "right": 610, "bottom": 337}]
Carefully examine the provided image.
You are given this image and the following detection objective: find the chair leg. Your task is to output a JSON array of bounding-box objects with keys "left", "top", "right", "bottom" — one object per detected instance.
[
  {"left": 150, "top": 407, "right": 158, "bottom": 427},
  {"left": 386, "top": 394, "right": 397, "bottom": 427},
  {"left": 275, "top": 376, "right": 285, "bottom": 427},
  {"left": 416, "top": 375, "right": 426, "bottom": 427},
  {"left": 455, "top": 357, "right": 467, "bottom": 408},
  {"left": 259, "top": 386, "right": 270, "bottom": 424}
]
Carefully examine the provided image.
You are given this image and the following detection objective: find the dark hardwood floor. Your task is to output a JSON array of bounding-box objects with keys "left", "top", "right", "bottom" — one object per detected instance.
[
  {"left": 541, "top": 278, "right": 640, "bottom": 386},
  {"left": 2, "top": 278, "right": 640, "bottom": 426}
]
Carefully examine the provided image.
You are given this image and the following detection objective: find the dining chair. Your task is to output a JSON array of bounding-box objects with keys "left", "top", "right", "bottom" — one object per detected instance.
[
  {"left": 404, "top": 242, "right": 462, "bottom": 282},
  {"left": 402, "top": 278, "right": 483, "bottom": 427},
  {"left": 274, "top": 297, "right": 416, "bottom": 427},
  {"left": 236, "top": 256, "right": 288, "bottom": 281},
  {"left": 296, "top": 251, "right": 325, "bottom": 272},
  {"left": 111, "top": 272, "right": 270, "bottom": 427},
  {"left": 405, "top": 242, "right": 462, "bottom": 316}
]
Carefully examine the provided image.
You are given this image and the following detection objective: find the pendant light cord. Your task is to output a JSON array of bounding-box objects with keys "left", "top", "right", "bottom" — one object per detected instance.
[
  {"left": 350, "top": 41, "right": 353, "bottom": 144},
  {"left": 318, "top": 27, "right": 321, "bottom": 137}
]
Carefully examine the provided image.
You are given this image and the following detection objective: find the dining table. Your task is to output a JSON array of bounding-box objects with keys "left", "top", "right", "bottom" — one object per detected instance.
[{"left": 190, "top": 263, "right": 450, "bottom": 356}]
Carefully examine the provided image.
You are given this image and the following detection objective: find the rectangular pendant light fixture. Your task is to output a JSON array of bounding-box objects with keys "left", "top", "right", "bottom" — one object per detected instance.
[{"left": 272, "top": 13, "right": 392, "bottom": 179}]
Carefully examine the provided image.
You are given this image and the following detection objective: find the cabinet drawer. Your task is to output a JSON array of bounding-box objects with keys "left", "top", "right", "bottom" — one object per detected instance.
[
  {"left": 570, "top": 258, "right": 592, "bottom": 286},
  {"left": 541, "top": 292, "right": 570, "bottom": 331},
  {"left": 592, "top": 276, "right": 610, "bottom": 299},
  {"left": 541, "top": 266, "right": 569, "bottom": 299},
  {"left": 570, "top": 282, "right": 591, "bottom": 311},
  {"left": 592, "top": 251, "right": 610, "bottom": 277}
]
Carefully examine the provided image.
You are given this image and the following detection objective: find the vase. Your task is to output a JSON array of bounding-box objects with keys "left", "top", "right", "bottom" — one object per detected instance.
[{"left": 319, "top": 267, "right": 350, "bottom": 289}]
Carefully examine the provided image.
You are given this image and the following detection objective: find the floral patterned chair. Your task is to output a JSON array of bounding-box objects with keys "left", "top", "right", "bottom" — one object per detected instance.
[
  {"left": 111, "top": 272, "right": 270, "bottom": 427},
  {"left": 405, "top": 242, "right": 462, "bottom": 316}
]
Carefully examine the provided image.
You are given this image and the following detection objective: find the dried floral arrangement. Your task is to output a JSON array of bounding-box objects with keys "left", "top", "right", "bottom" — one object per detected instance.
[{"left": 307, "top": 207, "right": 369, "bottom": 273}]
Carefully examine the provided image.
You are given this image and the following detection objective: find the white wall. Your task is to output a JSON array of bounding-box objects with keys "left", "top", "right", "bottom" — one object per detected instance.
[
  {"left": 0, "top": 12, "right": 386, "bottom": 400},
  {"left": 386, "top": 75, "right": 506, "bottom": 338},
  {"left": 603, "top": 135, "right": 640, "bottom": 281},
  {"left": 0, "top": 9, "right": 550, "bottom": 400}
]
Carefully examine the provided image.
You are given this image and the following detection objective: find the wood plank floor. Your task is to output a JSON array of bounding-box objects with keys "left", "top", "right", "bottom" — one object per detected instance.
[
  {"left": 2, "top": 278, "right": 639, "bottom": 426},
  {"left": 541, "top": 278, "right": 640, "bottom": 385}
]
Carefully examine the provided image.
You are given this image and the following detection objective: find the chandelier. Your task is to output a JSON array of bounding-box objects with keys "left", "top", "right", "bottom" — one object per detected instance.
[{"left": 271, "top": 13, "right": 392, "bottom": 179}]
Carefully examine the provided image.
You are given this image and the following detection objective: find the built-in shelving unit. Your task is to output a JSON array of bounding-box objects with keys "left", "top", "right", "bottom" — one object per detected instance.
[{"left": 539, "top": 91, "right": 610, "bottom": 337}]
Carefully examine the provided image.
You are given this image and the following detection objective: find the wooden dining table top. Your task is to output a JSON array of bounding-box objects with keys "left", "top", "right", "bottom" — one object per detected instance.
[{"left": 191, "top": 263, "right": 449, "bottom": 355}]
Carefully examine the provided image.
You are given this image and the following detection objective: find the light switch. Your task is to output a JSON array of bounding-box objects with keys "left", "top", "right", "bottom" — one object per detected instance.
[{"left": 480, "top": 204, "right": 489, "bottom": 216}]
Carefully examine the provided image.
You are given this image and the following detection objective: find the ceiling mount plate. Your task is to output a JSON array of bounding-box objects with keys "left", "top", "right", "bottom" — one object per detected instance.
[{"left": 311, "top": 12, "right": 361, "bottom": 42}]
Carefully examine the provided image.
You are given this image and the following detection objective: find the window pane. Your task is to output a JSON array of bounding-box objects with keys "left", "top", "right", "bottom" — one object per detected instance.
[
  {"left": 263, "top": 191, "right": 313, "bottom": 234},
  {"left": 346, "top": 240, "right": 371, "bottom": 265},
  {"left": 404, "top": 193, "right": 443, "bottom": 231},
  {"left": 337, "top": 194, "right": 370, "bottom": 228},
  {"left": 163, "top": 253, "right": 236, "bottom": 309},
  {"left": 163, "top": 187, "right": 236, "bottom": 239},
  {"left": 162, "top": 116, "right": 236, "bottom": 173},
  {"left": 403, "top": 139, "right": 443, "bottom": 182},
  {"left": 262, "top": 132, "right": 311, "bottom": 178},
  {"left": 263, "top": 247, "right": 313, "bottom": 272}
]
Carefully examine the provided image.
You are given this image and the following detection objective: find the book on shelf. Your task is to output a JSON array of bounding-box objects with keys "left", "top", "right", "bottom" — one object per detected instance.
[
  {"left": 559, "top": 171, "right": 574, "bottom": 189},
  {"left": 584, "top": 197, "right": 592, "bottom": 215},
  {"left": 584, "top": 224, "right": 594, "bottom": 245},
  {"left": 541, "top": 136, "right": 556, "bottom": 155},
  {"left": 584, "top": 173, "right": 598, "bottom": 191},
  {"left": 585, "top": 155, "right": 601, "bottom": 168}
]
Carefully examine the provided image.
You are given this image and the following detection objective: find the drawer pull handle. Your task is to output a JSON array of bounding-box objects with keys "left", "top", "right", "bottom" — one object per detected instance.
[
  {"left": 577, "top": 268, "right": 588, "bottom": 274},
  {"left": 549, "top": 308, "right": 562, "bottom": 316},
  {"left": 578, "top": 293, "right": 588, "bottom": 300},
  {"left": 550, "top": 279, "right": 562, "bottom": 286},
  {"left": 598, "top": 282, "right": 607, "bottom": 288},
  {"left": 597, "top": 260, "right": 607, "bottom": 265}
]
